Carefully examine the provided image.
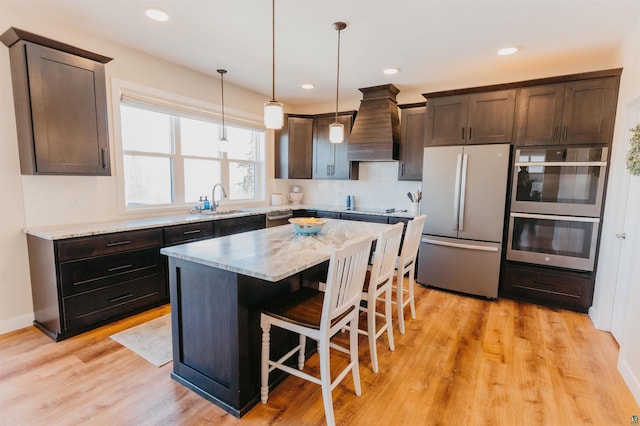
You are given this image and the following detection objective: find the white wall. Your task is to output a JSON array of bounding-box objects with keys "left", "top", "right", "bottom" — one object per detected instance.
[{"left": 588, "top": 15, "right": 640, "bottom": 404}]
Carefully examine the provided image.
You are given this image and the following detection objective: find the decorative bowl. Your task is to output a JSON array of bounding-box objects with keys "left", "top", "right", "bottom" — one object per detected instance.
[{"left": 289, "top": 217, "right": 326, "bottom": 235}]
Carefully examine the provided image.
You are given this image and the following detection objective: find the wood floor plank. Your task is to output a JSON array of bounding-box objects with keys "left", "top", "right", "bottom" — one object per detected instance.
[{"left": 1, "top": 287, "right": 638, "bottom": 425}]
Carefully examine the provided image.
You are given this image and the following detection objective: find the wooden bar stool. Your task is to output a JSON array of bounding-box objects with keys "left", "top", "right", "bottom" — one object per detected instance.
[{"left": 260, "top": 235, "right": 373, "bottom": 426}]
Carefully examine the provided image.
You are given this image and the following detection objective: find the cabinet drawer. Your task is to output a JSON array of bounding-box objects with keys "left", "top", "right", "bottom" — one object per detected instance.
[
  {"left": 63, "top": 274, "right": 167, "bottom": 330},
  {"left": 57, "top": 228, "right": 163, "bottom": 261},
  {"left": 340, "top": 213, "right": 388, "bottom": 223},
  {"left": 315, "top": 210, "right": 341, "bottom": 219},
  {"left": 213, "top": 215, "right": 266, "bottom": 238},
  {"left": 60, "top": 248, "right": 164, "bottom": 296},
  {"left": 164, "top": 222, "right": 214, "bottom": 246},
  {"left": 501, "top": 262, "right": 593, "bottom": 312}
]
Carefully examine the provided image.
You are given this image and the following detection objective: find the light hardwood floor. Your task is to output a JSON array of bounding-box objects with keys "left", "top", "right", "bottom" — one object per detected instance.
[{"left": 1, "top": 286, "right": 638, "bottom": 425}]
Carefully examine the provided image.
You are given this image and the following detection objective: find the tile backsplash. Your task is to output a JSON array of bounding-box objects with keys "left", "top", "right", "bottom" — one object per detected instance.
[{"left": 272, "top": 162, "right": 422, "bottom": 211}]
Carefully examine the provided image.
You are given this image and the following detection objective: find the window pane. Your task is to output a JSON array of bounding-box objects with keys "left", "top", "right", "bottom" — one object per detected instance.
[
  {"left": 124, "top": 155, "right": 172, "bottom": 205},
  {"left": 121, "top": 106, "right": 172, "bottom": 154},
  {"left": 226, "top": 127, "right": 258, "bottom": 161},
  {"left": 229, "top": 160, "right": 255, "bottom": 200},
  {"left": 184, "top": 158, "right": 221, "bottom": 203},
  {"left": 181, "top": 117, "right": 221, "bottom": 157}
]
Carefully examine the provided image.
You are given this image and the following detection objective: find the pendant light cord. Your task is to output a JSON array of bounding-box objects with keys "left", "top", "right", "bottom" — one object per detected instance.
[
  {"left": 271, "top": 0, "right": 276, "bottom": 102},
  {"left": 220, "top": 72, "right": 226, "bottom": 139},
  {"left": 335, "top": 27, "right": 341, "bottom": 123}
]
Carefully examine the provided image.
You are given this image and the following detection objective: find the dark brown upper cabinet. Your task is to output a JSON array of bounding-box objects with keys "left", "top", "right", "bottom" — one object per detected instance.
[
  {"left": 313, "top": 112, "right": 358, "bottom": 180},
  {"left": 275, "top": 115, "right": 314, "bottom": 179},
  {"left": 1, "top": 27, "right": 112, "bottom": 175},
  {"left": 514, "top": 77, "right": 619, "bottom": 146},
  {"left": 398, "top": 103, "right": 426, "bottom": 181},
  {"left": 424, "top": 90, "right": 515, "bottom": 146}
]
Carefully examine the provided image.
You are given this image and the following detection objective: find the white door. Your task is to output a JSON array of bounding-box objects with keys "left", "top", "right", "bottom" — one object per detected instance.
[
  {"left": 611, "top": 107, "right": 640, "bottom": 342},
  {"left": 611, "top": 176, "right": 639, "bottom": 341}
]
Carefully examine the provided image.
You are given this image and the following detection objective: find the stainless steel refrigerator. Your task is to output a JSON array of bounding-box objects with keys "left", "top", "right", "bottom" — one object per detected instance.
[{"left": 417, "top": 144, "right": 510, "bottom": 298}]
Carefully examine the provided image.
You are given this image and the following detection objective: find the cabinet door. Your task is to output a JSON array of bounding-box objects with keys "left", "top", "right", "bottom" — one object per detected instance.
[
  {"left": 330, "top": 114, "right": 356, "bottom": 179},
  {"left": 514, "top": 84, "right": 565, "bottom": 146},
  {"left": 25, "top": 42, "right": 110, "bottom": 175},
  {"left": 425, "top": 95, "right": 467, "bottom": 146},
  {"left": 398, "top": 106, "right": 426, "bottom": 180},
  {"left": 275, "top": 116, "right": 313, "bottom": 179},
  {"left": 467, "top": 90, "right": 515, "bottom": 144},
  {"left": 313, "top": 115, "right": 334, "bottom": 179},
  {"left": 560, "top": 77, "right": 618, "bottom": 145},
  {"left": 515, "top": 84, "right": 564, "bottom": 145},
  {"left": 288, "top": 117, "right": 314, "bottom": 179},
  {"left": 313, "top": 114, "right": 356, "bottom": 179}
]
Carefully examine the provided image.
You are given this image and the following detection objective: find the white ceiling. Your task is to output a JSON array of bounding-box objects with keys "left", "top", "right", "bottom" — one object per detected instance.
[{"left": 4, "top": 0, "right": 640, "bottom": 106}]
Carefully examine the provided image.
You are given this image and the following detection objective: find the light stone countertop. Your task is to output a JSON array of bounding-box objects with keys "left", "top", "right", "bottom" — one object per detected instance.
[
  {"left": 160, "top": 218, "right": 392, "bottom": 282},
  {"left": 24, "top": 204, "right": 416, "bottom": 240}
]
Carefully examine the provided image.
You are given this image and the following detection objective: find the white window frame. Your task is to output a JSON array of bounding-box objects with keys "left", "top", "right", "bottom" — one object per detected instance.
[{"left": 111, "top": 79, "right": 266, "bottom": 215}]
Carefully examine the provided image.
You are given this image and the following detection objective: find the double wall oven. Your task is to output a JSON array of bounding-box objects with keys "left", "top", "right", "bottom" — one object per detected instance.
[{"left": 506, "top": 146, "right": 608, "bottom": 271}]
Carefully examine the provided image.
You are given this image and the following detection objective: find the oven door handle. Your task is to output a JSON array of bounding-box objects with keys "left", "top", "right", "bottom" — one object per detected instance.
[
  {"left": 514, "top": 161, "right": 607, "bottom": 167},
  {"left": 510, "top": 212, "right": 600, "bottom": 223}
]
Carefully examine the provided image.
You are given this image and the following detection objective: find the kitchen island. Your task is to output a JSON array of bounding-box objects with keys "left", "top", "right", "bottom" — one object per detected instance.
[{"left": 160, "top": 219, "right": 392, "bottom": 417}]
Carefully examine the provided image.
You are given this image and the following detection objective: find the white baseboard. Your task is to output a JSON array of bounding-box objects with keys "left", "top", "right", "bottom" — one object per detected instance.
[
  {"left": 618, "top": 356, "right": 640, "bottom": 406},
  {"left": 588, "top": 305, "right": 611, "bottom": 332},
  {"left": 0, "top": 313, "right": 34, "bottom": 336}
]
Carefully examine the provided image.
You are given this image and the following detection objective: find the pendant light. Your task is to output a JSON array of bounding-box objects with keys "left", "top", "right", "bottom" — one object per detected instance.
[
  {"left": 329, "top": 22, "right": 346, "bottom": 143},
  {"left": 264, "top": 0, "right": 283, "bottom": 129},
  {"left": 217, "top": 69, "right": 229, "bottom": 152}
]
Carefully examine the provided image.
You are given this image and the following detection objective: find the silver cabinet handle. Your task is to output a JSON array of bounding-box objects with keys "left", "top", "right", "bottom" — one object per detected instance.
[
  {"left": 183, "top": 229, "right": 201, "bottom": 235},
  {"left": 616, "top": 232, "right": 627, "bottom": 239},
  {"left": 107, "top": 264, "right": 132, "bottom": 272},
  {"left": 106, "top": 240, "right": 131, "bottom": 247}
]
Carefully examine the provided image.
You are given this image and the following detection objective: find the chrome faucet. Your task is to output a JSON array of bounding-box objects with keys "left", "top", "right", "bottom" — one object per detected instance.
[{"left": 211, "top": 183, "right": 228, "bottom": 211}]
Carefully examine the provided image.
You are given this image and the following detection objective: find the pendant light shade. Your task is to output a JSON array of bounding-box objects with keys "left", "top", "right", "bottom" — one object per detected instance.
[
  {"left": 330, "top": 21, "right": 346, "bottom": 144},
  {"left": 329, "top": 122, "right": 344, "bottom": 144},
  {"left": 217, "top": 69, "right": 229, "bottom": 152},
  {"left": 264, "top": 100, "right": 284, "bottom": 129},
  {"left": 264, "top": 0, "right": 283, "bottom": 129}
]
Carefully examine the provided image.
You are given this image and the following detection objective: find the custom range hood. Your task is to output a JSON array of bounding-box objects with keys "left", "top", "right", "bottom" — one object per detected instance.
[{"left": 348, "top": 84, "right": 400, "bottom": 161}]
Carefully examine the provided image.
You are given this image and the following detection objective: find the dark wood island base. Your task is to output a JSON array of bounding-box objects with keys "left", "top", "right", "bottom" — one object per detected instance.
[{"left": 167, "top": 257, "right": 325, "bottom": 417}]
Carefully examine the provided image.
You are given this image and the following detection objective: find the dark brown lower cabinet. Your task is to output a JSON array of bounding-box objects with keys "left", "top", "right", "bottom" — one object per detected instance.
[
  {"left": 26, "top": 215, "right": 268, "bottom": 341},
  {"left": 27, "top": 229, "right": 168, "bottom": 341},
  {"left": 500, "top": 261, "right": 594, "bottom": 313}
]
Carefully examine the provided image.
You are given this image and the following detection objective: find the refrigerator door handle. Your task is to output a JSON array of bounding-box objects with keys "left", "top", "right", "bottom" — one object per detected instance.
[
  {"left": 458, "top": 154, "right": 469, "bottom": 231},
  {"left": 421, "top": 237, "right": 499, "bottom": 252},
  {"left": 453, "top": 153, "right": 463, "bottom": 231}
]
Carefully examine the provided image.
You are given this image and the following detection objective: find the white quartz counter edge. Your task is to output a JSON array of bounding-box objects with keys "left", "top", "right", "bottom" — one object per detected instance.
[
  {"left": 160, "top": 219, "right": 391, "bottom": 282},
  {"left": 24, "top": 204, "right": 416, "bottom": 240}
]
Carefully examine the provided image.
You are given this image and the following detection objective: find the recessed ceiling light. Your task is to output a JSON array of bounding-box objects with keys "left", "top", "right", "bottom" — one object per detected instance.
[
  {"left": 145, "top": 8, "right": 169, "bottom": 22},
  {"left": 383, "top": 67, "right": 400, "bottom": 75},
  {"left": 498, "top": 47, "right": 518, "bottom": 56},
  {"left": 301, "top": 83, "right": 315, "bottom": 90}
]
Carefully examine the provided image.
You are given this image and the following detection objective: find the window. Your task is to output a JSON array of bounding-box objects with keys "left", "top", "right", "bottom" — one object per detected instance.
[{"left": 117, "top": 90, "right": 265, "bottom": 210}]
